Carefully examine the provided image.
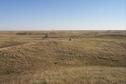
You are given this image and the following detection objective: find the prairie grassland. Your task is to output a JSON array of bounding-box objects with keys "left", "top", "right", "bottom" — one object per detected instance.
[{"left": 0, "top": 31, "right": 126, "bottom": 84}]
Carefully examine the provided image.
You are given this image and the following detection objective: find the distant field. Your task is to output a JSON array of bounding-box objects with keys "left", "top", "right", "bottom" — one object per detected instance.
[{"left": 0, "top": 31, "right": 126, "bottom": 84}]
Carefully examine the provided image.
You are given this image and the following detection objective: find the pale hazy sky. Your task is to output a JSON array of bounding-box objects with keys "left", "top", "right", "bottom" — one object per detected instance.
[{"left": 0, "top": 0, "right": 126, "bottom": 30}]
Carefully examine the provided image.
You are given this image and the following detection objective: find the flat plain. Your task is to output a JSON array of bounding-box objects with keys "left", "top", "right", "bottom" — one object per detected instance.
[{"left": 0, "top": 30, "right": 126, "bottom": 84}]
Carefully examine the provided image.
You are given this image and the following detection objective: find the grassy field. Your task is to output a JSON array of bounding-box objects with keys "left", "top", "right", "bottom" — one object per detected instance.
[{"left": 0, "top": 30, "right": 126, "bottom": 84}]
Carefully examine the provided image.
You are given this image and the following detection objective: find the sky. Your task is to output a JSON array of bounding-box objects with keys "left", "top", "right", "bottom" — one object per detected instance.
[{"left": 0, "top": 0, "right": 126, "bottom": 30}]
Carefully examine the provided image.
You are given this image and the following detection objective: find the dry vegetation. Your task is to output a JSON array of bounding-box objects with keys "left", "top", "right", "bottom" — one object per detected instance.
[{"left": 0, "top": 30, "right": 126, "bottom": 84}]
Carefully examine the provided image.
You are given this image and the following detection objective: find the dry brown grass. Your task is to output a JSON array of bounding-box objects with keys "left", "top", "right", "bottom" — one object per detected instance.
[{"left": 0, "top": 31, "right": 126, "bottom": 84}]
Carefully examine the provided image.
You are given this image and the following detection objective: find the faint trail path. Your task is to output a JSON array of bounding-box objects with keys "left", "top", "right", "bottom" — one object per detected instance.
[
  {"left": 0, "top": 39, "right": 60, "bottom": 50},
  {"left": 0, "top": 41, "right": 36, "bottom": 51}
]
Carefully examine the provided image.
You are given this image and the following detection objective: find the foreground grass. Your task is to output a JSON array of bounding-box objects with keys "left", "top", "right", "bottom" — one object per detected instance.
[
  {"left": 32, "top": 66, "right": 126, "bottom": 84},
  {"left": 0, "top": 66, "right": 126, "bottom": 84}
]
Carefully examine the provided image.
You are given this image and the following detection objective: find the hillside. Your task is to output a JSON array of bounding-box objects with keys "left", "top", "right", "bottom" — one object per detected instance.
[{"left": 0, "top": 31, "right": 126, "bottom": 84}]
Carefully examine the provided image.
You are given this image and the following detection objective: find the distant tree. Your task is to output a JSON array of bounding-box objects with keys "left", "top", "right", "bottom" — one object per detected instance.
[
  {"left": 69, "top": 37, "right": 72, "bottom": 41},
  {"left": 16, "top": 32, "right": 27, "bottom": 35},
  {"left": 43, "top": 33, "right": 48, "bottom": 39}
]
